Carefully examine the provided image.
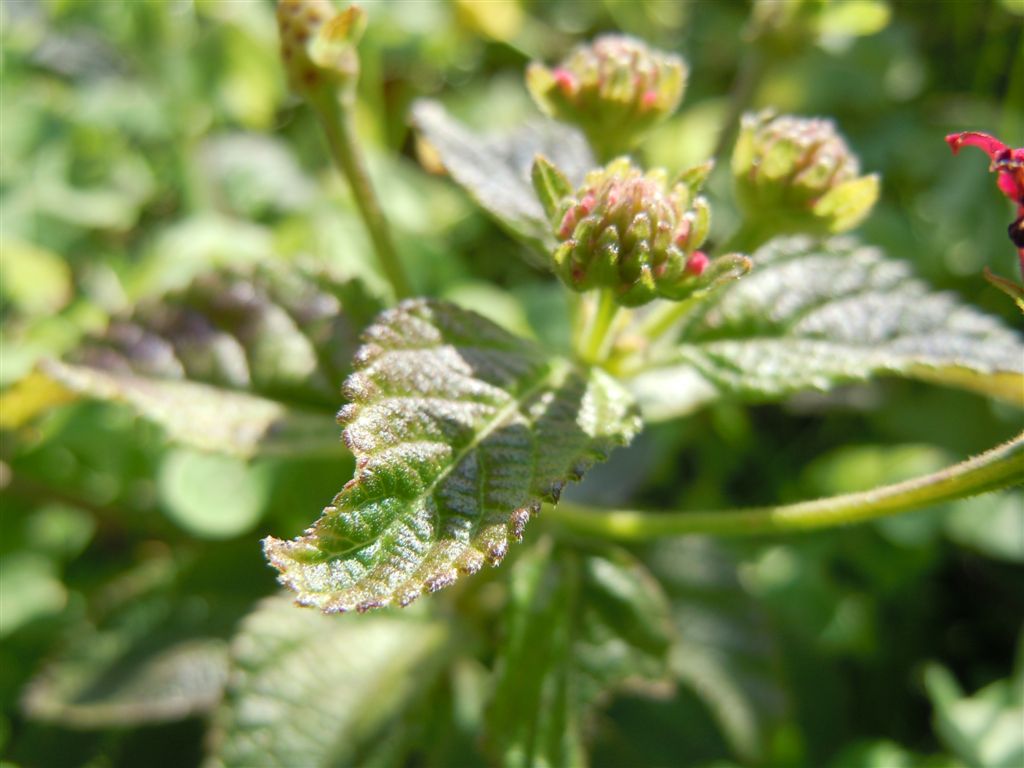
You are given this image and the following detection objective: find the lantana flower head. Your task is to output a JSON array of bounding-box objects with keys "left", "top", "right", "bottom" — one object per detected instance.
[
  {"left": 531, "top": 155, "right": 749, "bottom": 307},
  {"left": 732, "top": 110, "right": 880, "bottom": 237},
  {"left": 526, "top": 35, "right": 687, "bottom": 159},
  {"left": 946, "top": 131, "right": 1024, "bottom": 276}
]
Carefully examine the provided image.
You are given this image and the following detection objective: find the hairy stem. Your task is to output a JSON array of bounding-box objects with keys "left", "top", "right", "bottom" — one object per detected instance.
[
  {"left": 547, "top": 431, "right": 1024, "bottom": 540},
  {"left": 313, "top": 98, "right": 412, "bottom": 300}
]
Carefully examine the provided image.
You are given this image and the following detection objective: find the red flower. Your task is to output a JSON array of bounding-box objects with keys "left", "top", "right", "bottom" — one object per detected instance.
[{"left": 946, "top": 132, "right": 1024, "bottom": 275}]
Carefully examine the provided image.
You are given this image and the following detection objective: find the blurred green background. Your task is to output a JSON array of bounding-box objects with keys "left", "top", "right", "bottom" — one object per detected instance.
[{"left": 1, "top": 1, "right": 1022, "bottom": 766}]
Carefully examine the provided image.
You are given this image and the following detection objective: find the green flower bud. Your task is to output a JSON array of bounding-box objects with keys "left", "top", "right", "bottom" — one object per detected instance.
[
  {"left": 526, "top": 35, "right": 687, "bottom": 159},
  {"left": 277, "top": 0, "right": 367, "bottom": 104},
  {"left": 732, "top": 110, "right": 879, "bottom": 236},
  {"left": 534, "top": 156, "right": 745, "bottom": 307}
]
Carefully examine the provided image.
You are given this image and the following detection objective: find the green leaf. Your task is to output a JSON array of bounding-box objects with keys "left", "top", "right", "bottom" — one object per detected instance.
[
  {"left": 630, "top": 236, "right": 1024, "bottom": 421},
  {"left": 22, "top": 594, "right": 229, "bottom": 729},
  {"left": 0, "top": 238, "right": 72, "bottom": 316},
  {"left": 828, "top": 740, "right": 963, "bottom": 768},
  {"left": 1, "top": 265, "right": 381, "bottom": 457},
  {"left": 411, "top": 100, "right": 596, "bottom": 268},
  {"left": 648, "top": 538, "right": 790, "bottom": 763},
  {"left": 531, "top": 154, "right": 574, "bottom": 227},
  {"left": 204, "top": 595, "right": 450, "bottom": 768},
  {"left": 158, "top": 448, "right": 271, "bottom": 539},
  {"left": 485, "top": 540, "right": 674, "bottom": 768},
  {"left": 0, "top": 554, "right": 67, "bottom": 638},
  {"left": 924, "top": 637, "right": 1024, "bottom": 768},
  {"left": 263, "top": 299, "right": 641, "bottom": 612}
]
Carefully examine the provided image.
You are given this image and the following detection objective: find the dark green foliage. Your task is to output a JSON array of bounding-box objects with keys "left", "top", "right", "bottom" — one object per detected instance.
[{"left": 2, "top": 1, "right": 1023, "bottom": 767}]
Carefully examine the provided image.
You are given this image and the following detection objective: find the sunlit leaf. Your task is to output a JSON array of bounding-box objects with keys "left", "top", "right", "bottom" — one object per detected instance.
[
  {"left": 264, "top": 299, "right": 640, "bottom": 612},
  {"left": 0, "top": 238, "right": 72, "bottom": 316},
  {"left": 630, "top": 236, "right": 1024, "bottom": 420}
]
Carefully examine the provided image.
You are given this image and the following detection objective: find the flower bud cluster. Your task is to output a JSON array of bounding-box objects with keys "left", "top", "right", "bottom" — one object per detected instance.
[
  {"left": 732, "top": 110, "right": 879, "bottom": 236},
  {"left": 539, "top": 157, "right": 717, "bottom": 306},
  {"left": 277, "top": 0, "right": 366, "bottom": 102},
  {"left": 527, "top": 35, "right": 686, "bottom": 158}
]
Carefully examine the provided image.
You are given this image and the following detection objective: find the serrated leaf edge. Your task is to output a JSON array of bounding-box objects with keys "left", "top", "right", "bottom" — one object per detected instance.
[{"left": 263, "top": 300, "right": 640, "bottom": 613}]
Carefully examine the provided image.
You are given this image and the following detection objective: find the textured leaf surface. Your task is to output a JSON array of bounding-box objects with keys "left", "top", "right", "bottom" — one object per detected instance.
[
  {"left": 263, "top": 299, "right": 640, "bottom": 612},
  {"left": 630, "top": 236, "right": 1024, "bottom": 420},
  {"left": 3, "top": 265, "right": 379, "bottom": 457},
  {"left": 411, "top": 100, "right": 595, "bottom": 267},
  {"left": 486, "top": 541, "right": 674, "bottom": 768},
  {"left": 648, "top": 538, "right": 789, "bottom": 762},
  {"left": 205, "top": 595, "right": 449, "bottom": 768}
]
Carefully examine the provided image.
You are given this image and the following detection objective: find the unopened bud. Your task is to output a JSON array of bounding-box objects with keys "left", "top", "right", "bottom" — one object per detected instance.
[
  {"left": 278, "top": 0, "right": 366, "bottom": 103},
  {"left": 526, "top": 35, "right": 687, "bottom": 159},
  {"left": 533, "top": 156, "right": 746, "bottom": 306},
  {"left": 732, "top": 110, "right": 879, "bottom": 235}
]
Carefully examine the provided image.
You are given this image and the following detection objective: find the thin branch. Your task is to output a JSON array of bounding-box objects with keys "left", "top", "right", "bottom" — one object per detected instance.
[{"left": 547, "top": 431, "right": 1024, "bottom": 540}]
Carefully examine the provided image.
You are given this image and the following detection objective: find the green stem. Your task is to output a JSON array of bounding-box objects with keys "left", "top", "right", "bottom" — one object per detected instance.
[
  {"left": 633, "top": 294, "right": 705, "bottom": 345},
  {"left": 713, "top": 47, "right": 765, "bottom": 163},
  {"left": 579, "top": 290, "right": 620, "bottom": 364},
  {"left": 313, "top": 98, "right": 412, "bottom": 300},
  {"left": 547, "top": 431, "right": 1024, "bottom": 540}
]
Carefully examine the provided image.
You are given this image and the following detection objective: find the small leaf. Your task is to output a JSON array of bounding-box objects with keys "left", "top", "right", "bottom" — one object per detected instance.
[
  {"left": 0, "top": 238, "right": 72, "bottom": 316},
  {"left": 204, "top": 595, "right": 450, "bottom": 768},
  {"left": 485, "top": 540, "right": 674, "bottom": 768},
  {"left": 411, "top": 100, "right": 596, "bottom": 268},
  {"left": 1, "top": 265, "right": 380, "bottom": 457},
  {"left": 531, "top": 154, "right": 574, "bottom": 227},
  {"left": 630, "top": 236, "right": 1024, "bottom": 421},
  {"left": 263, "top": 299, "right": 641, "bottom": 612},
  {"left": 674, "top": 158, "right": 715, "bottom": 198}
]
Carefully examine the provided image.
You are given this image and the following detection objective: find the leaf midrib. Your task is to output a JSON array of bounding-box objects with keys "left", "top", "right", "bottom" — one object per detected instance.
[{"left": 333, "top": 351, "right": 574, "bottom": 556}]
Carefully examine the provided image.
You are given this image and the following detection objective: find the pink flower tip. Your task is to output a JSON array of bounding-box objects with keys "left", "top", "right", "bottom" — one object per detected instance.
[
  {"left": 685, "top": 251, "right": 709, "bottom": 277},
  {"left": 641, "top": 90, "right": 658, "bottom": 109},
  {"left": 946, "top": 130, "right": 1024, "bottom": 208},
  {"left": 552, "top": 68, "right": 576, "bottom": 95}
]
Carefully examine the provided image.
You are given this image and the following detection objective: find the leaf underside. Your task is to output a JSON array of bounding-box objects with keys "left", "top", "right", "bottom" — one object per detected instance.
[
  {"left": 263, "top": 299, "right": 640, "bottom": 613},
  {"left": 631, "top": 236, "right": 1024, "bottom": 420},
  {"left": 411, "top": 100, "right": 595, "bottom": 267},
  {"left": 3, "top": 265, "right": 377, "bottom": 457}
]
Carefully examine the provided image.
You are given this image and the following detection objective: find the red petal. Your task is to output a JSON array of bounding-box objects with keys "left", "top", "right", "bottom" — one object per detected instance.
[
  {"left": 946, "top": 131, "right": 1011, "bottom": 159},
  {"left": 996, "top": 171, "right": 1021, "bottom": 202}
]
